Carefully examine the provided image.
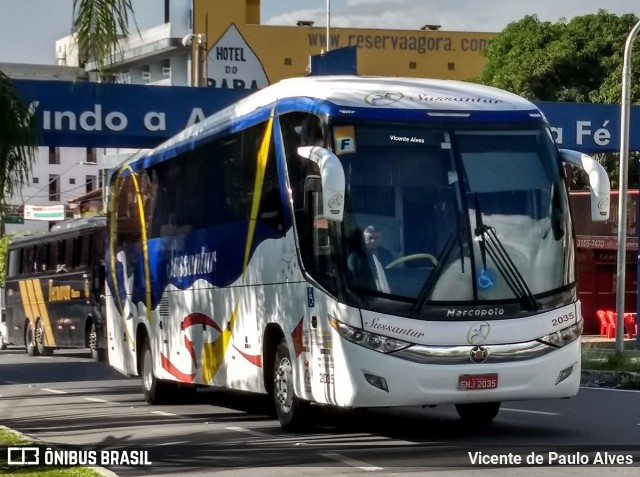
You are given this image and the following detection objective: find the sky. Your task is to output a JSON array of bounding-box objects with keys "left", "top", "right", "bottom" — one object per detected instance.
[{"left": 0, "top": 0, "right": 639, "bottom": 65}]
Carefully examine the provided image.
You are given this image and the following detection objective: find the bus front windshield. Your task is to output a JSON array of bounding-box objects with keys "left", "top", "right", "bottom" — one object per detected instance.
[{"left": 337, "top": 123, "right": 574, "bottom": 311}]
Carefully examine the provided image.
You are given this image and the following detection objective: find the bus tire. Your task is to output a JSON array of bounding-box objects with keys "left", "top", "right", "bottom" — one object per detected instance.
[
  {"left": 141, "top": 339, "right": 171, "bottom": 405},
  {"left": 455, "top": 402, "right": 501, "bottom": 424},
  {"left": 35, "top": 320, "right": 53, "bottom": 356},
  {"left": 273, "top": 338, "right": 311, "bottom": 431},
  {"left": 88, "top": 322, "right": 106, "bottom": 362},
  {"left": 25, "top": 321, "right": 39, "bottom": 357}
]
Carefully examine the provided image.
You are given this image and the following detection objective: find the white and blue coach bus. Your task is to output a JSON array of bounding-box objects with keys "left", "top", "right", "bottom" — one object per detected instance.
[{"left": 105, "top": 76, "right": 610, "bottom": 430}]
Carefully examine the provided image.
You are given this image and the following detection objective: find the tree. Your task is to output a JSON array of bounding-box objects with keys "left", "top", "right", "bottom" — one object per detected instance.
[
  {"left": 0, "top": 233, "right": 10, "bottom": 285},
  {"left": 72, "top": 0, "right": 134, "bottom": 74},
  {"left": 476, "top": 10, "right": 640, "bottom": 189},
  {"left": 0, "top": 71, "right": 37, "bottom": 226}
]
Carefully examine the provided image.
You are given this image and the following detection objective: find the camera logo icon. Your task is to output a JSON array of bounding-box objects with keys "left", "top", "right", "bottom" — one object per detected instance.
[{"left": 7, "top": 447, "right": 40, "bottom": 465}]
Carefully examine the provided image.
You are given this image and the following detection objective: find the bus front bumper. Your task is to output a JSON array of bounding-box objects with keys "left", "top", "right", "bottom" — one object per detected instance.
[{"left": 318, "top": 338, "right": 581, "bottom": 408}]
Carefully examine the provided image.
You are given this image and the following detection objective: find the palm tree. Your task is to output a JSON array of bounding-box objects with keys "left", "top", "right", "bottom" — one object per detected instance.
[
  {"left": 72, "top": 0, "right": 134, "bottom": 74},
  {"left": 0, "top": 0, "right": 135, "bottom": 231},
  {"left": 0, "top": 70, "right": 38, "bottom": 227}
]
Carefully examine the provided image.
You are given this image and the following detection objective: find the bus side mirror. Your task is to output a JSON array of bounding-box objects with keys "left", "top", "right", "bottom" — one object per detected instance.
[
  {"left": 559, "top": 149, "right": 610, "bottom": 222},
  {"left": 297, "top": 146, "right": 345, "bottom": 222}
]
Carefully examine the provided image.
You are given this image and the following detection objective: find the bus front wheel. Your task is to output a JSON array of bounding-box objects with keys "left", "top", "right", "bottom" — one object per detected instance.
[
  {"left": 455, "top": 402, "right": 501, "bottom": 424},
  {"left": 141, "top": 339, "right": 171, "bottom": 405},
  {"left": 25, "top": 322, "right": 39, "bottom": 357},
  {"left": 273, "top": 338, "right": 311, "bottom": 431}
]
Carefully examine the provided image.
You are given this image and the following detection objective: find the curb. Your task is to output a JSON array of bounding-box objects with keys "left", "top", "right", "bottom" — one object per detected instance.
[{"left": 581, "top": 370, "right": 640, "bottom": 390}]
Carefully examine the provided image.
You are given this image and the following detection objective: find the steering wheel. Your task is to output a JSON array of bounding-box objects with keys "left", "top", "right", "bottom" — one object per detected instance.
[{"left": 385, "top": 253, "right": 438, "bottom": 269}]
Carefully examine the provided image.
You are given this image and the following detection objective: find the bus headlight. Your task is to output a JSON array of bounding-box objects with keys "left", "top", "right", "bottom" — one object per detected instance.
[
  {"left": 537, "top": 320, "right": 583, "bottom": 348},
  {"left": 329, "top": 316, "right": 411, "bottom": 353}
]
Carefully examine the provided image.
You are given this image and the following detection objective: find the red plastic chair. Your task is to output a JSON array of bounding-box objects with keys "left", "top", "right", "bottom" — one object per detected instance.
[
  {"left": 596, "top": 309, "right": 612, "bottom": 338},
  {"left": 623, "top": 313, "right": 637, "bottom": 338},
  {"left": 605, "top": 310, "right": 618, "bottom": 339}
]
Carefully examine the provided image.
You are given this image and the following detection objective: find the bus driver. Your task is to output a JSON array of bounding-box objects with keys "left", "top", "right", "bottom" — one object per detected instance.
[{"left": 348, "top": 225, "right": 393, "bottom": 293}]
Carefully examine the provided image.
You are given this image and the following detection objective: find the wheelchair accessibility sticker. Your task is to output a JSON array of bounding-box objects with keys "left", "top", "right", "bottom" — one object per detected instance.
[{"left": 476, "top": 268, "right": 497, "bottom": 291}]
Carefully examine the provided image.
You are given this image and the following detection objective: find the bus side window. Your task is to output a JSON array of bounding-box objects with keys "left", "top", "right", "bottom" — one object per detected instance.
[
  {"left": 7, "top": 249, "right": 19, "bottom": 277},
  {"left": 22, "top": 246, "right": 35, "bottom": 274},
  {"left": 253, "top": 122, "right": 284, "bottom": 234},
  {"left": 64, "top": 238, "right": 74, "bottom": 269},
  {"left": 48, "top": 241, "right": 58, "bottom": 271},
  {"left": 139, "top": 170, "right": 156, "bottom": 237},
  {"left": 281, "top": 112, "right": 324, "bottom": 213},
  {"left": 36, "top": 243, "right": 48, "bottom": 273},
  {"left": 280, "top": 112, "right": 324, "bottom": 234},
  {"left": 78, "top": 234, "right": 91, "bottom": 268},
  {"left": 56, "top": 239, "right": 67, "bottom": 273},
  {"left": 115, "top": 173, "right": 144, "bottom": 245},
  {"left": 280, "top": 112, "right": 339, "bottom": 293}
]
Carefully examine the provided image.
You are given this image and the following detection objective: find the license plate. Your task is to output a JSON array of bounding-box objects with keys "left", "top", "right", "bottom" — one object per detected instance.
[{"left": 458, "top": 374, "right": 498, "bottom": 391}]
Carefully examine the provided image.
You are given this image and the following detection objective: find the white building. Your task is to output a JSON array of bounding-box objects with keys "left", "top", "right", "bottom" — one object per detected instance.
[
  {"left": 1, "top": 63, "right": 105, "bottom": 233},
  {"left": 3, "top": 0, "right": 197, "bottom": 234},
  {"left": 56, "top": 0, "right": 192, "bottom": 86}
]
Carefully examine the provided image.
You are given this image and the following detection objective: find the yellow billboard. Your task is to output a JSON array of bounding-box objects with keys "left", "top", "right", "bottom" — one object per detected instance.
[{"left": 194, "top": 0, "right": 495, "bottom": 89}]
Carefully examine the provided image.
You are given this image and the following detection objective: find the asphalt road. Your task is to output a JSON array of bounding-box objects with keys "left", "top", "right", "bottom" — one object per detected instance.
[{"left": 1, "top": 346, "right": 639, "bottom": 476}]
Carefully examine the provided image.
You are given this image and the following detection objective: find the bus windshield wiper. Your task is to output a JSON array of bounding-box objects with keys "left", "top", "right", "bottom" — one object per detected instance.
[
  {"left": 411, "top": 227, "right": 462, "bottom": 313},
  {"left": 474, "top": 198, "right": 539, "bottom": 311},
  {"left": 412, "top": 183, "right": 468, "bottom": 314}
]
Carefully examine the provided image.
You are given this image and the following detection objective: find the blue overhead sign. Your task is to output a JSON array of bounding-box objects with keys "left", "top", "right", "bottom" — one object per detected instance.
[
  {"left": 13, "top": 79, "right": 249, "bottom": 148},
  {"left": 11, "top": 79, "right": 640, "bottom": 152},
  {"left": 534, "top": 101, "right": 626, "bottom": 154}
]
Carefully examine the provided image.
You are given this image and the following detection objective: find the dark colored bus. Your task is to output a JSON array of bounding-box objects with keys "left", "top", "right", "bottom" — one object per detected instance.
[{"left": 4, "top": 215, "right": 107, "bottom": 360}]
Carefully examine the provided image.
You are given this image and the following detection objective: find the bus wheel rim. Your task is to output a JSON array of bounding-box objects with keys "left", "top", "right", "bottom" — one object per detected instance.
[
  {"left": 35, "top": 323, "right": 43, "bottom": 345},
  {"left": 275, "top": 357, "right": 293, "bottom": 413},
  {"left": 89, "top": 328, "right": 97, "bottom": 351}
]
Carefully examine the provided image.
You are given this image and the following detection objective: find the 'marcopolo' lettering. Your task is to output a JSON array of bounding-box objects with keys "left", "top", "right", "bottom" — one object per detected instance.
[{"left": 447, "top": 308, "right": 505, "bottom": 318}]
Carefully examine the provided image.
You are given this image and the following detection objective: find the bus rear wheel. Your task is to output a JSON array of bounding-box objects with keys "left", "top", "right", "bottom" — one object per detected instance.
[
  {"left": 455, "top": 402, "right": 501, "bottom": 424},
  {"left": 35, "top": 320, "right": 53, "bottom": 356},
  {"left": 25, "top": 321, "right": 39, "bottom": 357},
  {"left": 141, "top": 339, "right": 171, "bottom": 405},
  {"left": 88, "top": 322, "right": 106, "bottom": 362},
  {"left": 273, "top": 338, "right": 311, "bottom": 431}
]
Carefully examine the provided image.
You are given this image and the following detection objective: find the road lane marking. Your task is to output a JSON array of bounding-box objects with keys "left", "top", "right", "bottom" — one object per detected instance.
[
  {"left": 226, "top": 426, "right": 271, "bottom": 438},
  {"left": 41, "top": 388, "right": 67, "bottom": 394},
  {"left": 84, "top": 397, "right": 110, "bottom": 403},
  {"left": 501, "top": 408, "right": 560, "bottom": 416},
  {"left": 151, "top": 410, "right": 177, "bottom": 417},
  {"left": 320, "top": 452, "right": 382, "bottom": 471}
]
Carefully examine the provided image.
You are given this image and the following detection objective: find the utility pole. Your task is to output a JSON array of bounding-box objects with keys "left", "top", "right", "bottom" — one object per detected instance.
[{"left": 615, "top": 20, "right": 640, "bottom": 354}]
